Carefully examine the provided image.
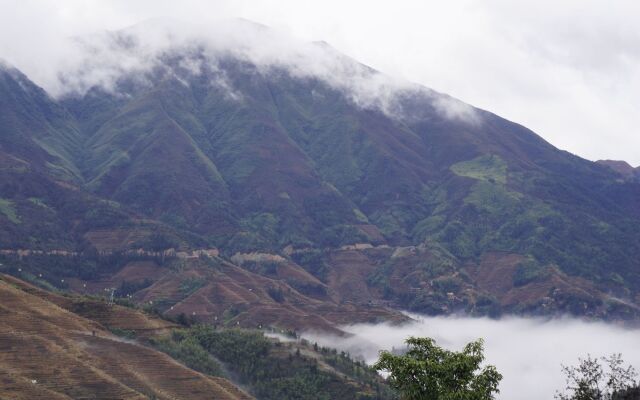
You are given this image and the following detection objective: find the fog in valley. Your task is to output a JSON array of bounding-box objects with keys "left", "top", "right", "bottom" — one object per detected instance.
[{"left": 305, "top": 315, "right": 640, "bottom": 399}]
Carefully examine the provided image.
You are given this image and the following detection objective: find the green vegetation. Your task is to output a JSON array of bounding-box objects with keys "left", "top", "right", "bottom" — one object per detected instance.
[
  {"left": 291, "top": 249, "right": 328, "bottom": 280},
  {"left": 27, "top": 197, "right": 51, "bottom": 210},
  {"left": 464, "top": 181, "right": 522, "bottom": 214},
  {"left": 556, "top": 354, "right": 638, "bottom": 400},
  {"left": 0, "top": 198, "right": 20, "bottom": 224},
  {"left": 451, "top": 155, "right": 508, "bottom": 184},
  {"left": 513, "top": 258, "right": 550, "bottom": 287},
  {"left": 2, "top": 51, "right": 640, "bottom": 323},
  {"left": 179, "top": 277, "right": 206, "bottom": 296},
  {"left": 109, "top": 327, "right": 137, "bottom": 339},
  {"left": 374, "top": 337, "right": 502, "bottom": 400},
  {"left": 0, "top": 252, "right": 164, "bottom": 289},
  {"left": 116, "top": 279, "right": 153, "bottom": 297},
  {"left": 152, "top": 326, "right": 394, "bottom": 400},
  {"left": 150, "top": 331, "right": 225, "bottom": 376}
]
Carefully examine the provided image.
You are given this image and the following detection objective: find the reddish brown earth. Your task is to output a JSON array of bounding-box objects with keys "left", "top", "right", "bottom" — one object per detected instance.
[
  {"left": 0, "top": 274, "right": 252, "bottom": 400},
  {"left": 327, "top": 249, "right": 381, "bottom": 303},
  {"left": 55, "top": 251, "right": 406, "bottom": 334},
  {"left": 128, "top": 258, "right": 406, "bottom": 334},
  {"left": 47, "top": 242, "right": 639, "bottom": 334},
  {"left": 83, "top": 228, "right": 152, "bottom": 252},
  {"left": 322, "top": 246, "right": 640, "bottom": 320},
  {"left": 464, "top": 252, "right": 637, "bottom": 317}
]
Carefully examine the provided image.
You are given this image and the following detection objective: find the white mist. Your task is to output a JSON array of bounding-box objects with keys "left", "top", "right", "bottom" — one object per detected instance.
[{"left": 304, "top": 315, "right": 640, "bottom": 399}]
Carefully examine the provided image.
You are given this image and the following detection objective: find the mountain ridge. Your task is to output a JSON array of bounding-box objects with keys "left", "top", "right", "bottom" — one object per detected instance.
[{"left": 1, "top": 21, "right": 639, "bottom": 327}]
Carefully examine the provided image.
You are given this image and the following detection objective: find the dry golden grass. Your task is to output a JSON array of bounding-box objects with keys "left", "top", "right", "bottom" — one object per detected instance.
[{"left": 0, "top": 274, "right": 252, "bottom": 400}]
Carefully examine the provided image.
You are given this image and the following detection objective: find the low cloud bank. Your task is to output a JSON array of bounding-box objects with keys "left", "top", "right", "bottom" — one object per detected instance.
[
  {"left": 304, "top": 315, "right": 640, "bottom": 399},
  {"left": 1, "top": 17, "right": 480, "bottom": 125}
]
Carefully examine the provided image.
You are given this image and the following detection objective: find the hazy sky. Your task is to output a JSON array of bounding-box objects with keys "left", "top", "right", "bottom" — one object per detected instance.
[{"left": 1, "top": 0, "right": 638, "bottom": 165}]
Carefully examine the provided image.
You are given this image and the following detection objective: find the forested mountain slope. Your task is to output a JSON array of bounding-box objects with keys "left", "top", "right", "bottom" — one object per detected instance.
[{"left": 1, "top": 21, "right": 639, "bottom": 324}]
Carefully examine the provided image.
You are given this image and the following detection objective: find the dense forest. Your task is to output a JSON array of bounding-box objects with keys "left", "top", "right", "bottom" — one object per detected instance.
[{"left": 150, "top": 326, "right": 396, "bottom": 400}]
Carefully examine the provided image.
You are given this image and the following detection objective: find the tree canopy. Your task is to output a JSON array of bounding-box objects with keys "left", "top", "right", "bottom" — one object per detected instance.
[
  {"left": 556, "top": 354, "right": 639, "bottom": 400},
  {"left": 373, "top": 337, "right": 502, "bottom": 400}
]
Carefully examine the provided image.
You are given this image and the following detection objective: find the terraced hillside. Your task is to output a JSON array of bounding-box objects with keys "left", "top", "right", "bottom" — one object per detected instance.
[
  {"left": 1, "top": 253, "right": 406, "bottom": 334},
  {"left": 0, "top": 274, "right": 397, "bottom": 400},
  {"left": 0, "top": 274, "right": 252, "bottom": 400}
]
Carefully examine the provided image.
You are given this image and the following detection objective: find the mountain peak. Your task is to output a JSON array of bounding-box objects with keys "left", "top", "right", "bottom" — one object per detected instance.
[{"left": 596, "top": 159, "right": 639, "bottom": 180}]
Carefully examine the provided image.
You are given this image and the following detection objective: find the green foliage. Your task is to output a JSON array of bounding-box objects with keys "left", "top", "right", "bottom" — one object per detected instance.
[
  {"left": 116, "top": 279, "right": 152, "bottom": 297},
  {"left": 513, "top": 259, "right": 550, "bottom": 287},
  {"left": 150, "top": 331, "right": 224, "bottom": 377},
  {"left": 160, "top": 326, "right": 395, "bottom": 400},
  {"left": 240, "top": 213, "right": 280, "bottom": 244},
  {"left": 179, "top": 277, "right": 206, "bottom": 296},
  {"left": 27, "top": 197, "right": 51, "bottom": 210},
  {"left": 267, "top": 286, "right": 285, "bottom": 303},
  {"left": 353, "top": 208, "right": 370, "bottom": 223},
  {"left": 374, "top": 337, "right": 502, "bottom": 400},
  {"left": 613, "top": 387, "right": 640, "bottom": 400},
  {"left": 432, "top": 276, "right": 462, "bottom": 293},
  {"left": 369, "top": 206, "right": 417, "bottom": 240},
  {"left": 556, "top": 354, "right": 638, "bottom": 400},
  {"left": 0, "top": 198, "right": 20, "bottom": 224},
  {"left": 318, "top": 224, "right": 369, "bottom": 247},
  {"left": 3, "top": 53, "right": 640, "bottom": 321},
  {"left": 80, "top": 203, "right": 129, "bottom": 230},
  {"left": 464, "top": 181, "right": 522, "bottom": 214},
  {"left": 109, "top": 327, "right": 137, "bottom": 339},
  {"left": 226, "top": 231, "right": 274, "bottom": 254},
  {"left": 451, "top": 155, "right": 508, "bottom": 184},
  {"left": 291, "top": 249, "right": 328, "bottom": 280},
  {"left": 412, "top": 215, "right": 446, "bottom": 243},
  {"left": 472, "top": 294, "right": 503, "bottom": 318},
  {"left": 136, "top": 232, "right": 181, "bottom": 252},
  {"left": 0, "top": 252, "right": 162, "bottom": 289},
  {"left": 241, "top": 260, "right": 280, "bottom": 276}
]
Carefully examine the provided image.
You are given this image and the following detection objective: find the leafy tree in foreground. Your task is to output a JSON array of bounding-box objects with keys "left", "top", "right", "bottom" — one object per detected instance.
[
  {"left": 373, "top": 337, "right": 502, "bottom": 400},
  {"left": 556, "top": 354, "right": 639, "bottom": 400}
]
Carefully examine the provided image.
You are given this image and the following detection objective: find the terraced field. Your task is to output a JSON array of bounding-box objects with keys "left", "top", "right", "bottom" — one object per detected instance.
[{"left": 0, "top": 274, "right": 252, "bottom": 400}]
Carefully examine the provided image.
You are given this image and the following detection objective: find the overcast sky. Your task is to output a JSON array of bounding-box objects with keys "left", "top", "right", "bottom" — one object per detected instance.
[{"left": 1, "top": 0, "right": 638, "bottom": 165}]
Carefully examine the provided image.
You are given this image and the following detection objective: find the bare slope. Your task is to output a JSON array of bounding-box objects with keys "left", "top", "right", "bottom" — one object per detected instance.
[{"left": 0, "top": 274, "right": 252, "bottom": 400}]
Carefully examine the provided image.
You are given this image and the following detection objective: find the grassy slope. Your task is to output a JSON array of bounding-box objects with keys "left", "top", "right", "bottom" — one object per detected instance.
[{"left": 0, "top": 66, "right": 82, "bottom": 181}]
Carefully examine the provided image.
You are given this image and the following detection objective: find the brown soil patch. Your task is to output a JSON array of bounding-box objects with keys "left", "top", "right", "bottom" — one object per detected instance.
[
  {"left": 130, "top": 259, "right": 403, "bottom": 334},
  {"left": 0, "top": 274, "right": 252, "bottom": 400},
  {"left": 327, "top": 250, "right": 377, "bottom": 303},
  {"left": 83, "top": 229, "right": 151, "bottom": 252},
  {"left": 465, "top": 252, "right": 525, "bottom": 296}
]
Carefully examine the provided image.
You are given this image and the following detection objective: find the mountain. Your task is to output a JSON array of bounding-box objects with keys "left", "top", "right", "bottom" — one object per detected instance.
[
  {"left": 1, "top": 20, "right": 640, "bottom": 326},
  {"left": 597, "top": 159, "right": 640, "bottom": 182},
  {"left": 0, "top": 273, "right": 394, "bottom": 400},
  {"left": 0, "top": 273, "right": 252, "bottom": 400}
]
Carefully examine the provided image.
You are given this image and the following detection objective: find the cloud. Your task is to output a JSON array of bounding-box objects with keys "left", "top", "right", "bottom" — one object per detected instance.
[
  {"left": 304, "top": 315, "right": 640, "bottom": 400},
  {"left": 0, "top": 17, "right": 379, "bottom": 116},
  {"left": 3, "top": 16, "right": 450, "bottom": 123},
  {"left": 0, "top": 0, "right": 639, "bottom": 163},
  {"left": 432, "top": 95, "right": 482, "bottom": 126}
]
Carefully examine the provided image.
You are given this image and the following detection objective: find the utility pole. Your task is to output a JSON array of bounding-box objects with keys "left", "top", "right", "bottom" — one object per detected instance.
[{"left": 106, "top": 288, "right": 116, "bottom": 306}]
